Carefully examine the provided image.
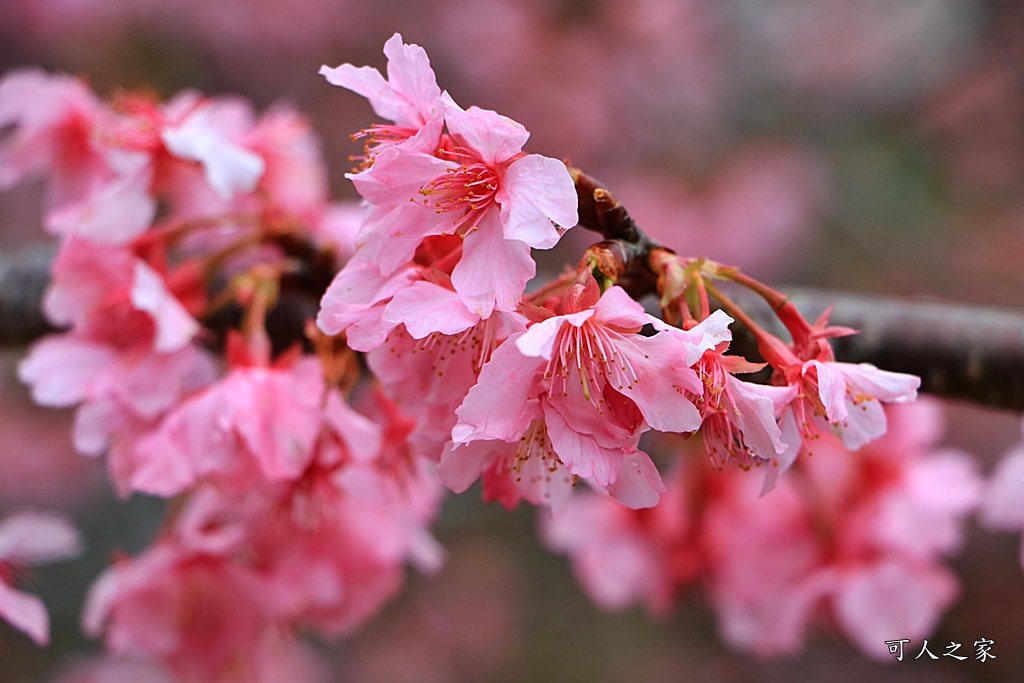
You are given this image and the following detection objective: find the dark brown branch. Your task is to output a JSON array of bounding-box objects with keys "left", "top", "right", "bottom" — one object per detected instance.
[
  {"left": 736, "top": 288, "right": 1024, "bottom": 412},
  {"left": 0, "top": 243, "right": 55, "bottom": 345},
  {"left": 571, "top": 167, "right": 1024, "bottom": 413},
  {"left": 2, "top": 238, "right": 1024, "bottom": 411}
]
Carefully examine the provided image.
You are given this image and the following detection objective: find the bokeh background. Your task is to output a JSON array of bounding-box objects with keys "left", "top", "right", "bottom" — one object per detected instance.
[{"left": 1, "top": 0, "right": 1023, "bottom": 681}]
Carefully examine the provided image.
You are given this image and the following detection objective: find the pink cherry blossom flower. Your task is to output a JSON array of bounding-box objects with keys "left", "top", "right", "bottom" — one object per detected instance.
[
  {"left": 800, "top": 359, "right": 921, "bottom": 449},
  {"left": 343, "top": 91, "right": 577, "bottom": 318},
  {"left": 19, "top": 238, "right": 216, "bottom": 470},
  {"left": 0, "top": 511, "right": 82, "bottom": 645},
  {"left": 82, "top": 540, "right": 273, "bottom": 682},
  {"left": 160, "top": 97, "right": 266, "bottom": 201},
  {"left": 320, "top": 32, "right": 445, "bottom": 160},
  {"left": 690, "top": 336, "right": 798, "bottom": 475},
  {"left": 126, "top": 356, "right": 325, "bottom": 496},
  {"left": 451, "top": 286, "right": 727, "bottom": 508},
  {"left": 707, "top": 400, "right": 979, "bottom": 659}
]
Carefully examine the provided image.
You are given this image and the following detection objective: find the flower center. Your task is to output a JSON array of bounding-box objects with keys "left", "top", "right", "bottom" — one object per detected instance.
[
  {"left": 545, "top": 321, "right": 641, "bottom": 410},
  {"left": 419, "top": 159, "right": 499, "bottom": 236}
]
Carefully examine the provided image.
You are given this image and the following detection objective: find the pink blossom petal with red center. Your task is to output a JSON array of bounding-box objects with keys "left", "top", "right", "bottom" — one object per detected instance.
[
  {"left": 499, "top": 154, "right": 577, "bottom": 249},
  {"left": 450, "top": 212, "right": 535, "bottom": 317},
  {"left": 616, "top": 332, "right": 702, "bottom": 433},
  {"left": 383, "top": 281, "right": 480, "bottom": 338}
]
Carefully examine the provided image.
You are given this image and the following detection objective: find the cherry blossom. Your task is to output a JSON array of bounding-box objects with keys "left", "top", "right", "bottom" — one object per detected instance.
[
  {"left": 320, "top": 32, "right": 444, "bottom": 159},
  {"left": 451, "top": 285, "right": 728, "bottom": 508}
]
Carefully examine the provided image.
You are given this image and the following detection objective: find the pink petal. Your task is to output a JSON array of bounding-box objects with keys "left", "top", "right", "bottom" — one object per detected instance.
[
  {"left": 46, "top": 151, "right": 156, "bottom": 245},
  {"left": 833, "top": 561, "right": 957, "bottom": 660},
  {"left": 516, "top": 313, "right": 591, "bottom": 361},
  {"left": 617, "top": 333, "right": 702, "bottom": 433},
  {"left": 0, "top": 512, "right": 82, "bottom": 564},
  {"left": 650, "top": 309, "right": 733, "bottom": 366},
  {"left": 382, "top": 33, "right": 443, "bottom": 125},
  {"left": 161, "top": 106, "right": 265, "bottom": 199},
  {"left": 979, "top": 446, "right": 1024, "bottom": 530},
  {"left": 356, "top": 202, "right": 449, "bottom": 276},
  {"left": 441, "top": 93, "right": 529, "bottom": 165},
  {"left": 18, "top": 334, "right": 118, "bottom": 407},
  {"left": 234, "top": 362, "right": 324, "bottom": 481},
  {"left": 0, "top": 581, "right": 49, "bottom": 645},
  {"left": 350, "top": 146, "right": 454, "bottom": 207},
  {"left": 450, "top": 212, "right": 535, "bottom": 318},
  {"left": 544, "top": 403, "right": 621, "bottom": 487},
  {"left": 383, "top": 281, "right": 479, "bottom": 338},
  {"left": 131, "top": 261, "right": 199, "bottom": 353},
  {"left": 805, "top": 360, "right": 848, "bottom": 423},
  {"left": 324, "top": 390, "right": 383, "bottom": 465},
  {"left": 592, "top": 286, "right": 650, "bottom": 330},
  {"left": 607, "top": 450, "right": 666, "bottom": 509},
  {"left": 837, "top": 362, "right": 921, "bottom": 404},
  {"left": 437, "top": 440, "right": 499, "bottom": 493},
  {"left": 452, "top": 333, "right": 542, "bottom": 443},
  {"left": 499, "top": 154, "right": 577, "bottom": 249},
  {"left": 726, "top": 376, "right": 796, "bottom": 459},
  {"left": 320, "top": 33, "right": 441, "bottom": 129}
]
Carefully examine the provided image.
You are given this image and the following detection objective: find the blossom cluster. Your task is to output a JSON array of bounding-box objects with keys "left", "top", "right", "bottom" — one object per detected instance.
[
  {"left": 3, "top": 58, "right": 440, "bottom": 681},
  {"left": 544, "top": 400, "right": 982, "bottom": 660},
  {"left": 0, "top": 32, "right": 985, "bottom": 677}
]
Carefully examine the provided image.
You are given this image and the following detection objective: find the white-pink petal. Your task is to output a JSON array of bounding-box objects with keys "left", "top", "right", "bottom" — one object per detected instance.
[
  {"left": 453, "top": 333, "right": 542, "bottom": 443},
  {"left": 450, "top": 213, "right": 535, "bottom": 318},
  {"left": 607, "top": 450, "right": 666, "bottom": 509},
  {"left": 0, "top": 511, "right": 82, "bottom": 564},
  {"left": 383, "top": 281, "right": 479, "bottom": 339},
  {"left": 0, "top": 581, "right": 50, "bottom": 645},
  {"left": 441, "top": 93, "right": 529, "bottom": 165},
  {"left": 161, "top": 106, "right": 265, "bottom": 200},
  {"left": 499, "top": 154, "right": 577, "bottom": 249},
  {"left": 131, "top": 261, "right": 199, "bottom": 353},
  {"left": 516, "top": 312, "right": 593, "bottom": 361},
  {"left": 592, "top": 286, "right": 650, "bottom": 330}
]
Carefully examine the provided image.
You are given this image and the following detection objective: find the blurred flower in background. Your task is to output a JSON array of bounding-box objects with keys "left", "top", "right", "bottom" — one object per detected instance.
[{"left": 3, "top": 0, "right": 1024, "bottom": 681}]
